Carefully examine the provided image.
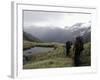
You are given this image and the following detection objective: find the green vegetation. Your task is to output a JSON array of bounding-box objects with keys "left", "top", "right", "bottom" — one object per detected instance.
[
  {"left": 23, "top": 40, "right": 63, "bottom": 50},
  {"left": 69, "top": 42, "right": 91, "bottom": 66},
  {"left": 23, "top": 40, "right": 34, "bottom": 50},
  {"left": 23, "top": 41, "right": 91, "bottom": 69},
  {"left": 24, "top": 58, "right": 72, "bottom": 69},
  {"left": 80, "top": 43, "right": 91, "bottom": 66}
]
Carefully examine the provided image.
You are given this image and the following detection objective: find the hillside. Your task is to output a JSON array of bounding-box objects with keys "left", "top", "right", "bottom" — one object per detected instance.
[
  {"left": 23, "top": 31, "right": 41, "bottom": 42},
  {"left": 24, "top": 22, "right": 91, "bottom": 43}
]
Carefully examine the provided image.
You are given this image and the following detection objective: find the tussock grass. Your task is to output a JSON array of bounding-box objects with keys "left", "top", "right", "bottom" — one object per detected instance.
[
  {"left": 80, "top": 43, "right": 91, "bottom": 66},
  {"left": 23, "top": 42, "right": 73, "bottom": 69},
  {"left": 23, "top": 58, "right": 73, "bottom": 69},
  {"left": 69, "top": 42, "right": 91, "bottom": 66},
  {"left": 23, "top": 41, "right": 91, "bottom": 69}
]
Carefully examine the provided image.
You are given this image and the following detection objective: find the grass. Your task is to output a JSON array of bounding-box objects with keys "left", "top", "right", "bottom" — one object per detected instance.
[
  {"left": 23, "top": 41, "right": 91, "bottom": 69},
  {"left": 23, "top": 40, "right": 57, "bottom": 50},
  {"left": 23, "top": 58, "right": 72, "bottom": 69},
  {"left": 23, "top": 40, "right": 34, "bottom": 50},
  {"left": 80, "top": 43, "right": 91, "bottom": 66},
  {"left": 69, "top": 42, "right": 91, "bottom": 66}
]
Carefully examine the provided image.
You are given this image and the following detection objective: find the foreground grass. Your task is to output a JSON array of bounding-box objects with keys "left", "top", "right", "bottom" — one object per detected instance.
[
  {"left": 23, "top": 42, "right": 73, "bottom": 69},
  {"left": 69, "top": 42, "right": 91, "bottom": 66},
  {"left": 23, "top": 41, "right": 91, "bottom": 69},
  {"left": 80, "top": 43, "right": 91, "bottom": 66},
  {"left": 24, "top": 58, "right": 72, "bottom": 69}
]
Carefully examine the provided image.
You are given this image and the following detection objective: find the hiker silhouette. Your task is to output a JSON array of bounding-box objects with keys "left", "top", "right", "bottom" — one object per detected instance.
[
  {"left": 73, "top": 36, "right": 84, "bottom": 66},
  {"left": 65, "top": 41, "right": 72, "bottom": 56}
]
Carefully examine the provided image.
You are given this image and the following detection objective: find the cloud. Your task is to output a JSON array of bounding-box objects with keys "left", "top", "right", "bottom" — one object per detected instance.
[{"left": 23, "top": 10, "right": 91, "bottom": 29}]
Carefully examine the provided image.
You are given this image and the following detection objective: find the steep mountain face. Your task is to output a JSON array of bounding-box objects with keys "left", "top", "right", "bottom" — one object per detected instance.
[
  {"left": 24, "top": 22, "right": 91, "bottom": 43},
  {"left": 66, "top": 23, "right": 90, "bottom": 35},
  {"left": 23, "top": 31, "right": 40, "bottom": 42},
  {"left": 82, "top": 27, "right": 91, "bottom": 42},
  {"left": 67, "top": 22, "right": 91, "bottom": 42}
]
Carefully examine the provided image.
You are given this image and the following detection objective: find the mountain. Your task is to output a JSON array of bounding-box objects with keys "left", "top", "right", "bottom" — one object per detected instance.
[
  {"left": 67, "top": 22, "right": 91, "bottom": 42},
  {"left": 82, "top": 27, "right": 91, "bottom": 42},
  {"left": 23, "top": 31, "right": 41, "bottom": 42},
  {"left": 24, "top": 22, "right": 91, "bottom": 43},
  {"left": 24, "top": 26, "right": 73, "bottom": 43}
]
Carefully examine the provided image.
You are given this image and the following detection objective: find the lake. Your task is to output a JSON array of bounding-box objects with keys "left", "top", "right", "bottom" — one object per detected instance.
[{"left": 23, "top": 47, "right": 54, "bottom": 56}]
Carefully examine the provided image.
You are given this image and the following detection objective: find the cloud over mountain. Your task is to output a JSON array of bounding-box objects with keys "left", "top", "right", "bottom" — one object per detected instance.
[{"left": 24, "top": 22, "right": 91, "bottom": 43}]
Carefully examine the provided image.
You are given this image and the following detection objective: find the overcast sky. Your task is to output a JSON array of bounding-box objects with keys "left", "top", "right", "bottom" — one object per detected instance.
[{"left": 23, "top": 10, "right": 91, "bottom": 29}]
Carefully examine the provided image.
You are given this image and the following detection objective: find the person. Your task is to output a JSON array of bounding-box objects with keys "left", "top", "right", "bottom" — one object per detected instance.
[
  {"left": 73, "top": 36, "right": 84, "bottom": 66},
  {"left": 65, "top": 41, "right": 72, "bottom": 56}
]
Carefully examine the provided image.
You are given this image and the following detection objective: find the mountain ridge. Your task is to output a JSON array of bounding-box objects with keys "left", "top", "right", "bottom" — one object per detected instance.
[
  {"left": 23, "top": 31, "right": 41, "bottom": 42},
  {"left": 24, "top": 22, "right": 91, "bottom": 43}
]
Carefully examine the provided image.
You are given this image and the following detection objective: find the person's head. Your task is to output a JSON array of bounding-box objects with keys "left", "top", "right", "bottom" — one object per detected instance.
[
  {"left": 66, "top": 41, "right": 72, "bottom": 46},
  {"left": 76, "top": 36, "right": 83, "bottom": 42},
  {"left": 66, "top": 41, "right": 71, "bottom": 43}
]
